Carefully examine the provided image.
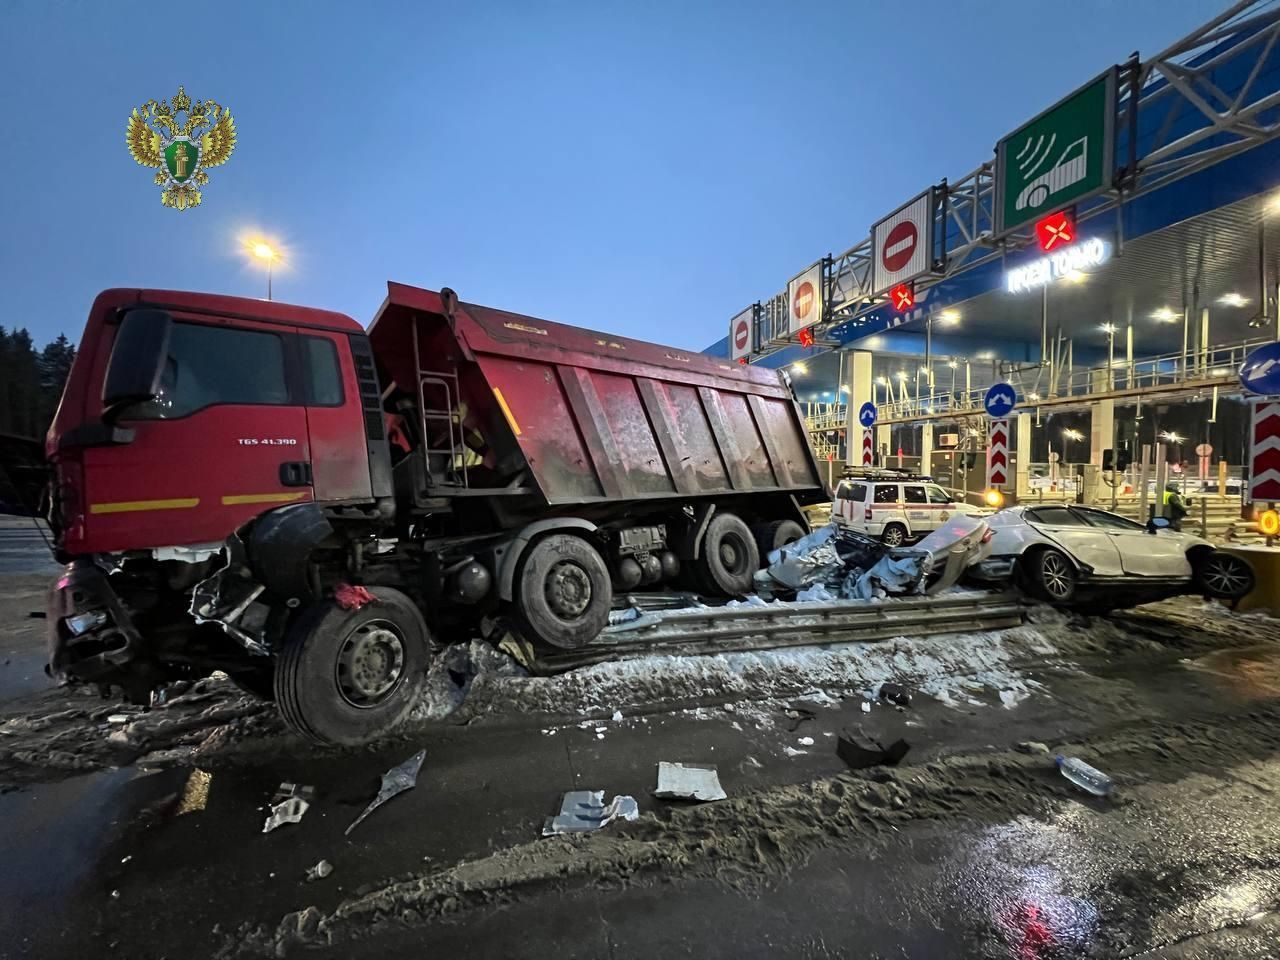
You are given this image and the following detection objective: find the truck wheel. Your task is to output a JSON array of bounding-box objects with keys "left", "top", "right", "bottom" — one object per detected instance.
[
  {"left": 753, "top": 519, "right": 807, "bottom": 559},
  {"left": 695, "top": 512, "right": 759, "bottom": 596},
  {"left": 274, "top": 586, "right": 429, "bottom": 746},
  {"left": 515, "top": 534, "right": 612, "bottom": 649},
  {"left": 881, "top": 523, "right": 908, "bottom": 547}
]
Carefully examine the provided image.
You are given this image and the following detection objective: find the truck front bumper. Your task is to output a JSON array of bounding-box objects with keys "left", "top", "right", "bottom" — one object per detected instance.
[{"left": 46, "top": 559, "right": 144, "bottom": 687}]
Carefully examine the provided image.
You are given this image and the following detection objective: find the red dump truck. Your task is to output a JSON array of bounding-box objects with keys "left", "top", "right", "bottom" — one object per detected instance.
[{"left": 45, "top": 283, "right": 825, "bottom": 743}]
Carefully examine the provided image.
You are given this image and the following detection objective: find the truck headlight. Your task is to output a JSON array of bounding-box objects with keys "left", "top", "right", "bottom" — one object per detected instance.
[{"left": 66, "top": 610, "right": 108, "bottom": 636}]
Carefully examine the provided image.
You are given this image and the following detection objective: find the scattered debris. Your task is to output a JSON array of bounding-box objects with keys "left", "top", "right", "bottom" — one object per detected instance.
[
  {"left": 273, "top": 782, "right": 316, "bottom": 804},
  {"left": 797, "top": 736, "right": 815, "bottom": 746},
  {"left": 346, "top": 749, "right": 427, "bottom": 836},
  {"left": 305, "top": 859, "right": 334, "bottom": 882},
  {"left": 263, "top": 797, "right": 310, "bottom": 833},
  {"left": 1056, "top": 755, "right": 1113, "bottom": 796},
  {"left": 653, "top": 762, "right": 727, "bottom": 802},
  {"left": 782, "top": 745, "right": 808, "bottom": 757},
  {"left": 878, "top": 682, "right": 912, "bottom": 707},
  {"left": 611, "top": 710, "right": 623, "bottom": 722},
  {"left": 542, "top": 791, "right": 640, "bottom": 835},
  {"left": 106, "top": 714, "right": 131, "bottom": 725},
  {"left": 334, "top": 583, "right": 376, "bottom": 611},
  {"left": 861, "top": 701, "right": 872, "bottom": 713},
  {"left": 836, "top": 729, "right": 911, "bottom": 770},
  {"left": 1016, "top": 741, "right": 1051, "bottom": 755}
]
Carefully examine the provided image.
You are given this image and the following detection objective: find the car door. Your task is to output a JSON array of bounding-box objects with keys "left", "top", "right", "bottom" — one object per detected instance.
[
  {"left": 903, "top": 484, "right": 932, "bottom": 531},
  {"left": 1024, "top": 505, "right": 1124, "bottom": 576},
  {"left": 1074, "top": 508, "right": 1191, "bottom": 578}
]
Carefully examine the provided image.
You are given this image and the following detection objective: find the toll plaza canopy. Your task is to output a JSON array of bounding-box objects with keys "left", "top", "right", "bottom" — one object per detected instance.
[{"left": 706, "top": 1, "right": 1280, "bottom": 412}]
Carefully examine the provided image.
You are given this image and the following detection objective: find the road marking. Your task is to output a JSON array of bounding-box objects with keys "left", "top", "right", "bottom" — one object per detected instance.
[{"left": 89, "top": 497, "right": 200, "bottom": 515}]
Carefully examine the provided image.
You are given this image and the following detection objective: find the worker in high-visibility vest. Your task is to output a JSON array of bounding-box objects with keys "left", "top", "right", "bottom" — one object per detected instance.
[{"left": 1163, "top": 481, "right": 1188, "bottom": 531}]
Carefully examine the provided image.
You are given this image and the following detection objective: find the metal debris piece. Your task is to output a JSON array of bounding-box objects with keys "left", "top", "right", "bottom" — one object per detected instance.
[
  {"left": 305, "top": 859, "right": 333, "bottom": 882},
  {"left": 273, "top": 782, "right": 316, "bottom": 804},
  {"left": 345, "top": 749, "right": 426, "bottom": 836},
  {"left": 263, "top": 797, "right": 310, "bottom": 833},
  {"left": 542, "top": 790, "right": 640, "bottom": 835},
  {"left": 654, "top": 762, "right": 727, "bottom": 802},
  {"left": 334, "top": 583, "right": 376, "bottom": 610}
]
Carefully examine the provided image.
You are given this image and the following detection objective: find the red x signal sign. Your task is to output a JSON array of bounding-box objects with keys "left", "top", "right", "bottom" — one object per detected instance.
[
  {"left": 1036, "top": 209, "right": 1075, "bottom": 251},
  {"left": 890, "top": 283, "right": 914, "bottom": 312}
]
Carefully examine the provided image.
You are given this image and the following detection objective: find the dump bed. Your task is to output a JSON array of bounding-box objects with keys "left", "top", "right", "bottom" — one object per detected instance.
[{"left": 369, "top": 283, "right": 825, "bottom": 506}]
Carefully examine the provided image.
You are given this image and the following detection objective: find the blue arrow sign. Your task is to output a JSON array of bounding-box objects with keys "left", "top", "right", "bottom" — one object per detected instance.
[
  {"left": 1241, "top": 342, "right": 1280, "bottom": 395},
  {"left": 858, "top": 402, "right": 877, "bottom": 428},
  {"left": 984, "top": 382, "right": 1017, "bottom": 418}
]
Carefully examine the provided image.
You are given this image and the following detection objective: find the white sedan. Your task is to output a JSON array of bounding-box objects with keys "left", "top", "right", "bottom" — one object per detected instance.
[{"left": 966, "top": 504, "right": 1254, "bottom": 605}]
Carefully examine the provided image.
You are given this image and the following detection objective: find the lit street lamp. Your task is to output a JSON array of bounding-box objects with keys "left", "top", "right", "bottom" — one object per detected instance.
[{"left": 1062, "top": 428, "right": 1084, "bottom": 463}]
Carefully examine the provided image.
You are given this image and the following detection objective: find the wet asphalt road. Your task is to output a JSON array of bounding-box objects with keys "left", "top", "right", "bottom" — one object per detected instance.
[{"left": 1, "top": 530, "right": 1279, "bottom": 959}]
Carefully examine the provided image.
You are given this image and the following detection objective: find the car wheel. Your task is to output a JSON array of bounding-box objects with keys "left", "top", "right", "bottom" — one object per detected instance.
[
  {"left": 275, "top": 586, "right": 429, "bottom": 746},
  {"left": 1032, "top": 548, "right": 1077, "bottom": 603},
  {"left": 881, "top": 523, "right": 908, "bottom": 547},
  {"left": 1195, "top": 551, "right": 1255, "bottom": 600},
  {"left": 515, "top": 534, "right": 613, "bottom": 650},
  {"left": 694, "top": 512, "right": 759, "bottom": 596}
]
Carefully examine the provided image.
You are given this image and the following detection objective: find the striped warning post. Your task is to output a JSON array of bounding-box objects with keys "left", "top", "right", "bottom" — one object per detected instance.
[
  {"left": 861, "top": 428, "right": 873, "bottom": 467},
  {"left": 987, "top": 418, "right": 1009, "bottom": 489},
  {"left": 1250, "top": 398, "right": 1280, "bottom": 502}
]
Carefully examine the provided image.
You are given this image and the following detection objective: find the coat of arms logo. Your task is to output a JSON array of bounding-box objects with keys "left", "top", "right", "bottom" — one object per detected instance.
[{"left": 126, "top": 86, "right": 236, "bottom": 210}]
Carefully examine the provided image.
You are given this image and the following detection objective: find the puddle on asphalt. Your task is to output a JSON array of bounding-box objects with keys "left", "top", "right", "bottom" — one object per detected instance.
[{"left": 1181, "top": 644, "right": 1280, "bottom": 700}]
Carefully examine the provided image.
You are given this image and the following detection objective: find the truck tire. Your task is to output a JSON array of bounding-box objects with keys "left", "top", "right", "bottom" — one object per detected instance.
[
  {"left": 753, "top": 519, "right": 807, "bottom": 560},
  {"left": 514, "top": 534, "right": 612, "bottom": 649},
  {"left": 694, "top": 512, "right": 759, "bottom": 596},
  {"left": 274, "top": 586, "right": 429, "bottom": 746}
]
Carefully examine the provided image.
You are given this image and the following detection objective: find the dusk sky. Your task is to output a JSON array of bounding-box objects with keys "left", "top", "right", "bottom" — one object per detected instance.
[{"left": 1, "top": 0, "right": 1220, "bottom": 350}]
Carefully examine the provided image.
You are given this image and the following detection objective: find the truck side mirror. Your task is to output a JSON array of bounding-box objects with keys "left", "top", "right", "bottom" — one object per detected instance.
[{"left": 102, "top": 309, "right": 173, "bottom": 417}]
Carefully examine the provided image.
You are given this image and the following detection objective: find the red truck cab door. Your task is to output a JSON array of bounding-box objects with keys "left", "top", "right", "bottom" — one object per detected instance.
[{"left": 80, "top": 313, "right": 317, "bottom": 552}]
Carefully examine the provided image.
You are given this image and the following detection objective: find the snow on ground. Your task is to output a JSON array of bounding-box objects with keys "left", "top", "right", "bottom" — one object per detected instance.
[{"left": 412, "top": 613, "right": 1120, "bottom": 726}]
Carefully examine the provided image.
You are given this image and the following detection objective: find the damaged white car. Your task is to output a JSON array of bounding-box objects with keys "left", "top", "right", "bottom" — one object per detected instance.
[{"left": 966, "top": 504, "right": 1254, "bottom": 605}]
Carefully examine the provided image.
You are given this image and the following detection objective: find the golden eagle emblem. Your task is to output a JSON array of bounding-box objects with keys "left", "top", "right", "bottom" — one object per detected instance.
[{"left": 126, "top": 86, "right": 236, "bottom": 210}]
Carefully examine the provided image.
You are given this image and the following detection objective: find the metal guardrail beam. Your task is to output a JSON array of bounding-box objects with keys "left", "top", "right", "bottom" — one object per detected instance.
[{"left": 740, "top": 0, "right": 1280, "bottom": 363}]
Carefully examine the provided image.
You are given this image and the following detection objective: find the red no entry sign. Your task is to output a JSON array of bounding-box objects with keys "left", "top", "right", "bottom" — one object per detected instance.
[
  {"left": 882, "top": 220, "right": 918, "bottom": 272},
  {"left": 793, "top": 281, "right": 815, "bottom": 321},
  {"left": 733, "top": 318, "right": 749, "bottom": 351}
]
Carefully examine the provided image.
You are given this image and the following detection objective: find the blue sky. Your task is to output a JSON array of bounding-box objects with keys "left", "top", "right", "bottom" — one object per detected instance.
[{"left": 0, "top": 0, "right": 1220, "bottom": 349}]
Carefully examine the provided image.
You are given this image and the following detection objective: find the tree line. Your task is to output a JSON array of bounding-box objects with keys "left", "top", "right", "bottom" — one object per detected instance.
[{"left": 1, "top": 327, "right": 76, "bottom": 439}]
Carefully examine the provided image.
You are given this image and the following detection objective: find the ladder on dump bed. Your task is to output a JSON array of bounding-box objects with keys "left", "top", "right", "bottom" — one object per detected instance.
[{"left": 418, "top": 371, "right": 468, "bottom": 489}]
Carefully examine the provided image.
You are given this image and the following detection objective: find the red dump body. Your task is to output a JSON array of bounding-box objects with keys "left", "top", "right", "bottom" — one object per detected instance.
[{"left": 369, "top": 283, "right": 824, "bottom": 505}]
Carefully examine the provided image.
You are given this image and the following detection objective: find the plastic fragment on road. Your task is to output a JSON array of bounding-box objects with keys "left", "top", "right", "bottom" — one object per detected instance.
[
  {"left": 263, "top": 797, "right": 310, "bottom": 833},
  {"left": 861, "top": 701, "right": 872, "bottom": 713},
  {"left": 542, "top": 791, "right": 640, "bottom": 835},
  {"left": 334, "top": 583, "right": 376, "bottom": 611},
  {"left": 305, "top": 859, "right": 333, "bottom": 882},
  {"left": 653, "top": 762, "right": 727, "bottom": 802},
  {"left": 797, "top": 736, "right": 815, "bottom": 746},
  {"left": 273, "top": 782, "right": 316, "bottom": 804},
  {"left": 1055, "top": 755, "right": 1113, "bottom": 796},
  {"left": 345, "top": 749, "right": 427, "bottom": 836},
  {"left": 836, "top": 729, "right": 910, "bottom": 770}
]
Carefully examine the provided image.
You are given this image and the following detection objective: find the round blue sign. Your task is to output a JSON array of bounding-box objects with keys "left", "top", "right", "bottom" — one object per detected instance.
[
  {"left": 858, "top": 402, "right": 877, "bottom": 428},
  {"left": 1240, "top": 342, "right": 1280, "bottom": 395},
  {"left": 984, "top": 382, "right": 1017, "bottom": 418}
]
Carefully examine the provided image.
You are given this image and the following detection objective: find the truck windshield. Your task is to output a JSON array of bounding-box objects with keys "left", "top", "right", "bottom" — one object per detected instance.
[{"left": 120, "top": 321, "right": 290, "bottom": 419}]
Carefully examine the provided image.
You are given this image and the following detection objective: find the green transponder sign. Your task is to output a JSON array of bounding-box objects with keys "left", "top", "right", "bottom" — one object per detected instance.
[
  {"left": 997, "top": 69, "right": 1115, "bottom": 234},
  {"left": 164, "top": 138, "right": 199, "bottom": 183}
]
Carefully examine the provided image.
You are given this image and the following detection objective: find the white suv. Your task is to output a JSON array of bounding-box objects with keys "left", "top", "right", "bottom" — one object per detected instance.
[{"left": 832, "top": 475, "right": 987, "bottom": 545}]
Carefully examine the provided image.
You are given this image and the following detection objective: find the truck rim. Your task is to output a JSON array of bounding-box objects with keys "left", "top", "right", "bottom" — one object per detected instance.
[
  {"left": 546, "top": 561, "right": 592, "bottom": 619},
  {"left": 335, "top": 619, "right": 406, "bottom": 708}
]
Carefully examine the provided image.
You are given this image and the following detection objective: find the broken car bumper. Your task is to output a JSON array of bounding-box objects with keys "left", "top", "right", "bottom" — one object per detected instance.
[{"left": 46, "top": 559, "right": 141, "bottom": 684}]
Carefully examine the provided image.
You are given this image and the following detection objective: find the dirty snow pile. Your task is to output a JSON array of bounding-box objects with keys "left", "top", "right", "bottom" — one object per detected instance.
[{"left": 413, "top": 616, "right": 1115, "bottom": 725}]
